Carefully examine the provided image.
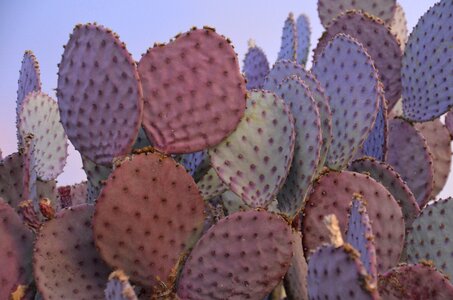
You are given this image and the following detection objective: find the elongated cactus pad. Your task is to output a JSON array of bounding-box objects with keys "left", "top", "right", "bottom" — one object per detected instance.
[
  {"left": 414, "top": 119, "right": 451, "bottom": 200},
  {"left": 209, "top": 90, "right": 295, "bottom": 208},
  {"left": 264, "top": 61, "right": 331, "bottom": 172},
  {"left": 34, "top": 204, "right": 111, "bottom": 300},
  {"left": 105, "top": 270, "right": 138, "bottom": 300},
  {"left": 18, "top": 91, "right": 68, "bottom": 181},
  {"left": 402, "top": 0, "right": 453, "bottom": 121},
  {"left": 302, "top": 170, "right": 404, "bottom": 273},
  {"left": 0, "top": 152, "right": 27, "bottom": 209},
  {"left": 346, "top": 196, "right": 378, "bottom": 282},
  {"left": 93, "top": 152, "right": 205, "bottom": 289},
  {"left": 0, "top": 198, "right": 34, "bottom": 300},
  {"left": 307, "top": 244, "right": 379, "bottom": 300},
  {"left": 406, "top": 197, "right": 453, "bottom": 282},
  {"left": 177, "top": 210, "right": 294, "bottom": 300},
  {"left": 296, "top": 14, "right": 311, "bottom": 66},
  {"left": 138, "top": 27, "right": 246, "bottom": 154},
  {"left": 58, "top": 23, "right": 143, "bottom": 165},
  {"left": 317, "top": 0, "right": 396, "bottom": 28},
  {"left": 388, "top": 3, "right": 408, "bottom": 51},
  {"left": 314, "top": 11, "right": 402, "bottom": 107},
  {"left": 387, "top": 118, "right": 434, "bottom": 208},
  {"left": 312, "top": 33, "right": 381, "bottom": 169},
  {"left": 349, "top": 157, "right": 420, "bottom": 229},
  {"left": 277, "top": 13, "right": 297, "bottom": 61},
  {"left": 274, "top": 76, "right": 322, "bottom": 217},
  {"left": 197, "top": 167, "right": 228, "bottom": 201},
  {"left": 82, "top": 157, "right": 112, "bottom": 204},
  {"left": 243, "top": 42, "right": 270, "bottom": 89},
  {"left": 284, "top": 231, "right": 308, "bottom": 300},
  {"left": 378, "top": 263, "right": 453, "bottom": 299}
]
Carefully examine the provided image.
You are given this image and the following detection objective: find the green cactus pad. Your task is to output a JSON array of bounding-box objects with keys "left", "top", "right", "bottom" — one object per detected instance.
[
  {"left": 312, "top": 33, "right": 381, "bottom": 170},
  {"left": 302, "top": 170, "right": 404, "bottom": 273},
  {"left": 406, "top": 197, "right": 453, "bottom": 282},
  {"left": 105, "top": 270, "right": 138, "bottom": 300},
  {"left": 220, "top": 190, "right": 249, "bottom": 215},
  {"left": 138, "top": 27, "right": 246, "bottom": 154},
  {"left": 93, "top": 152, "right": 205, "bottom": 289},
  {"left": 197, "top": 167, "right": 227, "bottom": 201},
  {"left": 177, "top": 210, "right": 294, "bottom": 299},
  {"left": 277, "top": 13, "right": 297, "bottom": 61},
  {"left": 209, "top": 90, "right": 295, "bottom": 208}
]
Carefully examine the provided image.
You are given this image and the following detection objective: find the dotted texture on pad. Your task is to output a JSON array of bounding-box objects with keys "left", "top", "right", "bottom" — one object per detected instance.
[
  {"left": 177, "top": 210, "right": 294, "bottom": 300},
  {"left": 209, "top": 90, "right": 295, "bottom": 208},
  {"left": 317, "top": 0, "right": 396, "bottom": 28},
  {"left": 274, "top": 76, "right": 322, "bottom": 217},
  {"left": 138, "top": 27, "right": 246, "bottom": 154},
  {"left": 402, "top": 0, "right": 453, "bottom": 121},
  {"left": 414, "top": 119, "right": 451, "bottom": 200},
  {"left": 312, "top": 34, "right": 381, "bottom": 169},
  {"left": 296, "top": 14, "right": 311, "bottom": 66},
  {"left": 378, "top": 263, "right": 453, "bottom": 299},
  {"left": 242, "top": 45, "right": 270, "bottom": 90},
  {"left": 220, "top": 190, "right": 249, "bottom": 215},
  {"left": 302, "top": 170, "right": 404, "bottom": 273},
  {"left": 284, "top": 231, "right": 308, "bottom": 300},
  {"left": 445, "top": 110, "right": 453, "bottom": 137},
  {"left": 82, "top": 157, "right": 112, "bottom": 204},
  {"left": 314, "top": 11, "right": 402, "bottom": 108},
  {"left": 0, "top": 152, "right": 28, "bottom": 209},
  {"left": 406, "top": 197, "right": 453, "bottom": 282},
  {"left": 264, "top": 60, "right": 332, "bottom": 173},
  {"left": 105, "top": 270, "right": 138, "bottom": 300},
  {"left": 34, "top": 204, "right": 111, "bottom": 300},
  {"left": 387, "top": 118, "right": 433, "bottom": 208},
  {"left": 0, "top": 198, "right": 34, "bottom": 300},
  {"left": 349, "top": 157, "right": 420, "bottom": 229},
  {"left": 388, "top": 4, "right": 408, "bottom": 51},
  {"left": 277, "top": 13, "right": 297, "bottom": 61},
  {"left": 57, "top": 23, "right": 143, "bottom": 165},
  {"left": 197, "top": 167, "right": 227, "bottom": 201},
  {"left": 93, "top": 152, "right": 205, "bottom": 289},
  {"left": 175, "top": 150, "right": 209, "bottom": 178},
  {"left": 18, "top": 91, "right": 68, "bottom": 181},
  {"left": 307, "top": 244, "right": 379, "bottom": 300}
]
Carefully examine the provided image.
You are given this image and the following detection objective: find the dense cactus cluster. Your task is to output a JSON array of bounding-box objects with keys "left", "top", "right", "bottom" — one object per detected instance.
[{"left": 1, "top": 0, "right": 453, "bottom": 299}]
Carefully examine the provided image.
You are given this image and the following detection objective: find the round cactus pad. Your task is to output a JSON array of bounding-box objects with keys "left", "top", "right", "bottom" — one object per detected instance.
[
  {"left": 314, "top": 11, "right": 402, "bottom": 107},
  {"left": 277, "top": 13, "right": 297, "bottom": 61},
  {"left": 242, "top": 43, "right": 270, "bottom": 90},
  {"left": 349, "top": 157, "right": 420, "bottom": 228},
  {"left": 387, "top": 118, "right": 434, "bottom": 208},
  {"left": 312, "top": 33, "right": 381, "bottom": 170},
  {"left": 177, "top": 210, "right": 294, "bottom": 300},
  {"left": 302, "top": 170, "right": 404, "bottom": 273},
  {"left": 0, "top": 152, "right": 28, "bottom": 209},
  {"left": 105, "top": 270, "right": 138, "bottom": 300},
  {"left": 296, "top": 14, "right": 311, "bottom": 66},
  {"left": 18, "top": 91, "right": 68, "bottom": 181},
  {"left": 307, "top": 244, "right": 380, "bottom": 300},
  {"left": 388, "top": 3, "right": 408, "bottom": 50},
  {"left": 378, "top": 263, "right": 453, "bottom": 299},
  {"left": 0, "top": 198, "right": 34, "bottom": 300},
  {"left": 317, "top": 0, "right": 396, "bottom": 28},
  {"left": 414, "top": 119, "right": 451, "bottom": 199},
  {"left": 209, "top": 90, "right": 295, "bottom": 208},
  {"left": 58, "top": 23, "right": 143, "bottom": 165},
  {"left": 34, "top": 204, "right": 111, "bottom": 300},
  {"left": 406, "top": 197, "right": 453, "bottom": 282},
  {"left": 402, "top": 0, "right": 453, "bottom": 121},
  {"left": 138, "top": 27, "right": 246, "bottom": 154},
  {"left": 274, "top": 76, "right": 322, "bottom": 217},
  {"left": 93, "top": 152, "right": 205, "bottom": 289}
]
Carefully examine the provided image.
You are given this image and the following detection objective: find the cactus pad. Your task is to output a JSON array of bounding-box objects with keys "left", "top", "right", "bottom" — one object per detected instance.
[
  {"left": 314, "top": 11, "right": 402, "bottom": 107},
  {"left": 197, "top": 167, "right": 227, "bottom": 201},
  {"left": 0, "top": 152, "right": 27, "bottom": 209},
  {"left": 242, "top": 42, "right": 270, "bottom": 89},
  {"left": 445, "top": 110, "right": 453, "bottom": 138},
  {"left": 387, "top": 118, "right": 434, "bottom": 208},
  {"left": 220, "top": 190, "right": 249, "bottom": 215},
  {"left": 402, "top": 0, "right": 453, "bottom": 121},
  {"left": 0, "top": 198, "right": 34, "bottom": 300},
  {"left": 378, "top": 263, "right": 453, "bottom": 299},
  {"left": 307, "top": 244, "right": 379, "bottom": 300},
  {"left": 296, "top": 14, "right": 311, "bottom": 66},
  {"left": 349, "top": 157, "right": 420, "bottom": 228},
  {"left": 302, "top": 170, "right": 404, "bottom": 273},
  {"left": 82, "top": 157, "right": 112, "bottom": 204},
  {"left": 177, "top": 210, "right": 294, "bottom": 299},
  {"left": 284, "top": 231, "right": 308, "bottom": 300},
  {"left": 138, "top": 27, "right": 246, "bottom": 154},
  {"left": 317, "top": 0, "right": 396, "bottom": 28},
  {"left": 93, "top": 152, "right": 205, "bottom": 289},
  {"left": 105, "top": 270, "right": 138, "bottom": 300},
  {"left": 414, "top": 119, "right": 451, "bottom": 200},
  {"left": 388, "top": 3, "right": 408, "bottom": 50},
  {"left": 277, "top": 13, "right": 297, "bottom": 61},
  {"left": 175, "top": 150, "right": 209, "bottom": 178},
  {"left": 209, "top": 90, "right": 295, "bottom": 208},
  {"left": 406, "top": 197, "right": 453, "bottom": 282},
  {"left": 274, "top": 76, "right": 322, "bottom": 217},
  {"left": 312, "top": 33, "right": 381, "bottom": 169},
  {"left": 58, "top": 23, "right": 143, "bottom": 165}
]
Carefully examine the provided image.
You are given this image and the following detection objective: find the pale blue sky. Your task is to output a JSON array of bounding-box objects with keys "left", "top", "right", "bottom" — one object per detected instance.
[{"left": 1, "top": 0, "right": 449, "bottom": 198}]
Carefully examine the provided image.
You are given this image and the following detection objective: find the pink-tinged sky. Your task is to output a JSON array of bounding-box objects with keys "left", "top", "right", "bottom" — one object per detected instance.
[{"left": 0, "top": 0, "right": 450, "bottom": 198}]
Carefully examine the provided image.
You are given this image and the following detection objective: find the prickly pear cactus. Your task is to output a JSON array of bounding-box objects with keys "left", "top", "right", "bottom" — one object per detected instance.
[
  {"left": 277, "top": 13, "right": 297, "bottom": 61},
  {"left": 296, "top": 14, "right": 310, "bottom": 66},
  {"left": 105, "top": 270, "right": 138, "bottom": 300},
  {"left": 243, "top": 40, "right": 270, "bottom": 89}
]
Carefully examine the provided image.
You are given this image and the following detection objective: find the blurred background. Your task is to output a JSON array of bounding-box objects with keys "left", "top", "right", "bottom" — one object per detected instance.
[{"left": 1, "top": 0, "right": 448, "bottom": 197}]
